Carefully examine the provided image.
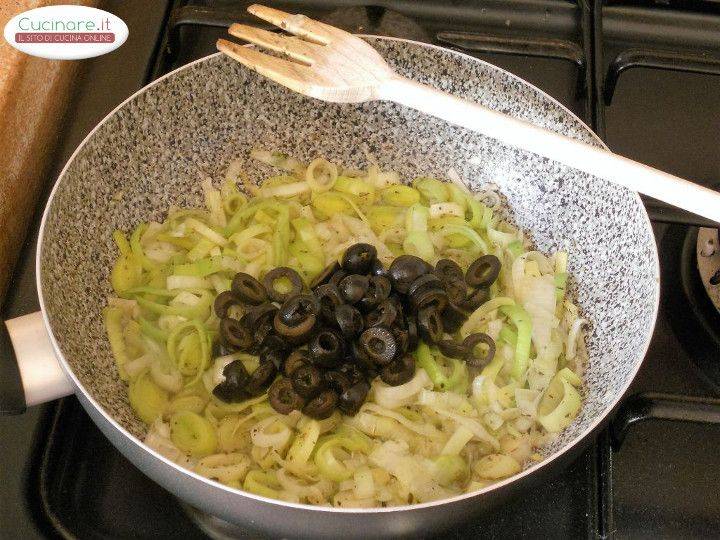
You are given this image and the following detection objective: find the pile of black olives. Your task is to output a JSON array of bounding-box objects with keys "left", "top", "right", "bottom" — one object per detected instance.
[{"left": 211, "top": 242, "right": 501, "bottom": 420}]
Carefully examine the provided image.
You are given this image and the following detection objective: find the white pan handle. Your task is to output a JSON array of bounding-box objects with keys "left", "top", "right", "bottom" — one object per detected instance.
[
  {"left": 379, "top": 76, "right": 720, "bottom": 223},
  {"left": 1, "top": 311, "right": 73, "bottom": 413}
]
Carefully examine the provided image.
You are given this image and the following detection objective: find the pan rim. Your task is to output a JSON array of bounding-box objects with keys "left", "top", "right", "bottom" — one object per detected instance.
[{"left": 35, "top": 36, "right": 660, "bottom": 514}]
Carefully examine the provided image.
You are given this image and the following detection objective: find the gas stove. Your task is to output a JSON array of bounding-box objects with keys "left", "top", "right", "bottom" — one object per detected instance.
[{"left": 2, "top": 1, "right": 720, "bottom": 538}]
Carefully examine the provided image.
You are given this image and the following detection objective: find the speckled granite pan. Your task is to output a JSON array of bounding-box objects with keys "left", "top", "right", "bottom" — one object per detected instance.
[{"left": 36, "top": 38, "right": 659, "bottom": 538}]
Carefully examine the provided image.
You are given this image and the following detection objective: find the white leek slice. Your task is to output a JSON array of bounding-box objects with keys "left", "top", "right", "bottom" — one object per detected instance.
[
  {"left": 460, "top": 297, "right": 515, "bottom": 338},
  {"left": 514, "top": 388, "right": 541, "bottom": 417},
  {"left": 435, "top": 409, "right": 500, "bottom": 450},
  {"left": 537, "top": 374, "right": 582, "bottom": 432},
  {"left": 285, "top": 419, "right": 320, "bottom": 472},
  {"left": 372, "top": 369, "right": 432, "bottom": 409},
  {"left": 353, "top": 466, "right": 375, "bottom": 499},
  {"left": 567, "top": 317, "right": 589, "bottom": 360},
  {"left": 474, "top": 453, "right": 521, "bottom": 480},
  {"left": 185, "top": 218, "right": 227, "bottom": 246},
  {"left": 418, "top": 390, "right": 475, "bottom": 416},
  {"left": 429, "top": 202, "right": 463, "bottom": 219},
  {"left": 262, "top": 181, "right": 310, "bottom": 198},
  {"left": 362, "top": 402, "right": 443, "bottom": 438},
  {"left": 441, "top": 425, "right": 474, "bottom": 456},
  {"left": 305, "top": 158, "right": 338, "bottom": 192},
  {"left": 195, "top": 453, "right": 251, "bottom": 483},
  {"left": 250, "top": 416, "right": 292, "bottom": 449},
  {"left": 166, "top": 275, "right": 210, "bottom": 290},
  {"left": 557, "top": 367, "right": 582, "bottom": 387}
]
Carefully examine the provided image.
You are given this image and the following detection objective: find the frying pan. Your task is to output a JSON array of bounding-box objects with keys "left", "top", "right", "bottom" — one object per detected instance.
[{"left": 0, "top": 37, "right": 659, "bottom": 538}]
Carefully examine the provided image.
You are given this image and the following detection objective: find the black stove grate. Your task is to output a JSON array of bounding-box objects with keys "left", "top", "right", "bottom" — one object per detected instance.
[{"left": 30, "top": 1, "right": 720, "bottom": 538}]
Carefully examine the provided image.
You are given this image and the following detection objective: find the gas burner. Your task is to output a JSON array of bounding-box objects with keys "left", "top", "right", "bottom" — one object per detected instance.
[
  {"left": 319, "top": 6, "right": 430, "bottom": 43},
  {"left": 696, "top": 227, "right": 720, "bottom": 310},
  {"left": 666, "top": 226, "right": 720, "bottom": 392},
  {"left": 182, "top": 504, "right": 253, "bottom": 539}
]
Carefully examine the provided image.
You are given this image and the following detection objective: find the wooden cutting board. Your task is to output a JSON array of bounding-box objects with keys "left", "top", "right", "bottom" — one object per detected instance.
[{"left": 0, "top": 1, "right": 95, "bottom": 304}]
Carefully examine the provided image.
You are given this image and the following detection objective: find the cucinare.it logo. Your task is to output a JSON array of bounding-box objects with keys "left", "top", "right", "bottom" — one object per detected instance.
[{"left": 3, "top": 5, "right": 128, "bottom": 60}]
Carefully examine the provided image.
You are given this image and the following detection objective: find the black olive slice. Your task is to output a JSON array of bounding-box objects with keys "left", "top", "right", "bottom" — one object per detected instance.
[
  {"left": 358, "top": 275, "right": 391, "bottom": 312},
  {"left": 212, "top": 382, "right": 248, "bottom": 403},
  {"left": 457, "top": 287, "right": 491, "bottom": 312},
  {"left": 244, "top": 303, "right": 278, "bottom": 328},
  {"left": 435, "top": 258, "right": 464, "bottom": 284},
  {"left": 231, "top": 272, "right": 268, "bottom": 305},
  {"left": 274, "top": 313, "right": 316, "bottom": 344},
  {"left": 329, "top": 269, "right": 348, "bottom": 289},
  {"left": 342, "top": 243, "right": 378, "bottom": 274},
  {"left": 365, "top": 299, "right": 398, "bottom": 328},
  {"left": 406, "top": 315, "right": 419, "bottom": 351},
  {"left": 407, "top": 273, "right": 443, "bottom": 299},
  {"left": 380, "top": 354, "right": 416, "bottom": 386},
  {"left": 274, "top": 295, "right": 318, "bottom": 344},
  {"left": 410, "top": 286, "right": 449, "bottom": 313},
  {"left": 256, "top": 335, "right": 287, "bottom": 366},
  {"left": 440, "top": 302, "right": 467, "bottom": 334},
  {"left": 388, "top": 255, "right": 433, "bottom": 294},
  {"left": 435, "top": 259, "right": 467, "bottom": 304},
  {"left": 462, "top": 333, "right": 496, "bottom": 367},
  {"left": 334, "top": 304, "right": 364, "bottom": 339},
  {"left": 214, "top": 291, "right": 243, "bottom": 319},
  {"left": 223, "top": 359, "right": 249, "bottom": 387},
  {"left": 211, "top": 341, "right": 234, "bottom": 359},
  {"left": 369, "top": 258, "right": 388, "bottom": 278},
  {"left": 243, "top": 303, "right": 278, "bottom": 348},
  {"left": 308, "top": 328, "right": 344, "bottom": 368},
  {"left": 314, "top": 283, "right": 343, "bottom": 324},
  {"left": 219, "top": 318, "right": 254, "bottom": 350},
  {"left": 466, "top": 255, "right": 501, "bottom": 288},
  {"left": 438, "top": 339, "right": 467, "bottom": 359},
  {"left": 350, "top": 340, "right": 376, "bottom": 374},
  {"left": 324, "top": 370, "right": 353, "bottom": 395},
  {"left": 338, "top": 380, "right": 370, "bottom": 416},
  {"left": 391, "top": 325, "right": 409, "bottom": 355},
  {"left": 445, "top": 280, "right": 468, "bottom": 305},
  {"left": 417, "top": 308, "right": 443, "bottom": 344},
  {"left": 268, "top": 378, "right": 306, "bottom": 415},
  {"left": 337, "top": 362, "right": 366, "bottom": 386},
  {"left": 253, "top": 325, "right": 274, "bottom": 352},
  {"left": 338, "top": 274, "right": 369, "bottom": 304},
  {"left": 291, "top": 364, "right": 325, "bottom": 398},
  {"left": 260, "top": 346, "right": 288, "bottom": 371},
  {"left": 387, "top": 294, "right": 405, "bottom": 324},
  {"left": 277, "top": 294, "right": 319, "bottom": 326},
  {"left": 244, "top": 361, "right": 277, "bottom": 396},
  {"left": 263, "top": 267, "right": 304, "bottom": 303},
  {"left": 303, "top": 389, "right": 338, "bottom": 420},
  {"left": 284, "top": 350, "right": 309, "bottom": 377},
  {"left": 359, "top": 327, "right": 397, "bottom": 366}
]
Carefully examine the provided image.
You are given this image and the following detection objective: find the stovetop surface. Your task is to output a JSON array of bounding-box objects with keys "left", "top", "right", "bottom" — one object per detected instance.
[{"left": 2, "top": 1, "right": 720, "bottom": 539}]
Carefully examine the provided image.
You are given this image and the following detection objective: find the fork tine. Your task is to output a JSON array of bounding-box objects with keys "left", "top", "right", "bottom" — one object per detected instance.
[
  {"left": 228, "top": 23, "right": 317, "bottom": 65},
  {"left": 216, "top": 38, "right": 315, "bottom": 90},
  {"left": 247, "top": 4, "right": 334, "bottom": 45}
]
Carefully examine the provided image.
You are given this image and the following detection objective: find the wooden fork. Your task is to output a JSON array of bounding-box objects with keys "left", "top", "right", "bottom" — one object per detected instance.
[{"left": 217, "top": 4, "right": 720, "bottom": 223}]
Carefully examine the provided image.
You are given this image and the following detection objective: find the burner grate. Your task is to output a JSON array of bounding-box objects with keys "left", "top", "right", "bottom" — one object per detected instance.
[{"left": 26, "top": 1, "right": 720, "bottom": 538}]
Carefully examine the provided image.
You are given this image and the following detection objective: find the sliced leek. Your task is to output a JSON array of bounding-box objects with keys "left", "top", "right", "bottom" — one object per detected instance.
[{"left": 102, "top": 152, "right": 588, "bottom": 508}]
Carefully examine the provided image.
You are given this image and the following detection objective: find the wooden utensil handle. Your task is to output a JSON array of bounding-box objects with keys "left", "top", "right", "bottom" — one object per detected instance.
[{"left": 379, "top": 76, "right": 720, "bottom": 223}]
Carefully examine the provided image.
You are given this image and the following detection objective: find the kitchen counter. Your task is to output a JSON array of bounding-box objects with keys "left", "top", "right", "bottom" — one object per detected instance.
[{"left": 0, "top": 2, "right": 168, "bottom": 537}]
